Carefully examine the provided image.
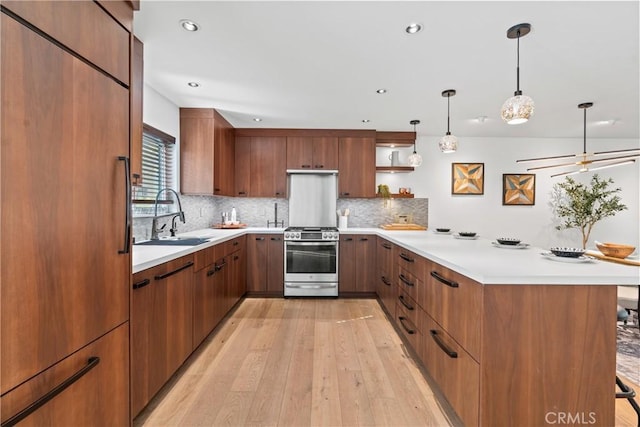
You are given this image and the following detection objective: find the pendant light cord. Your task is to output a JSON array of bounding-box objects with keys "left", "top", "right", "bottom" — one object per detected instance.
[
  {"left": 446, "top": 94, "right": 451, "bottom": 135},
  {"left": 515, "top": 29, "right": 521, "bottom": 95},
  {"left": 413, "top": 122, "right": 418, "bottom": 153}
]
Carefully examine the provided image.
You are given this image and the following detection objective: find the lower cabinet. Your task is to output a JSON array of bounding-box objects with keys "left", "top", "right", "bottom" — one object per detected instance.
[
  {"left": 339, "top": 234, "right": 376, "bottom": 294},
  {"left": 376, "top": 238, "right": 396, "bottom": 315},
  {"left": 131, "top": 254, "right": 195, "bottom": 417},
  {"left": 1, "top": 323, "right": 129, "bottom": 426},
  {"left": 379, "top": 245, "right": 617, "bottom": 427},
  {"left": 246, "top": 234, "right": 284, "bottom": 295}
]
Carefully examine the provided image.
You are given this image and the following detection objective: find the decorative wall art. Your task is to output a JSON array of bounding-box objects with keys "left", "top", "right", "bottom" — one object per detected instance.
[
  {"left": 503, "top": 173, "right": 536, "bottom": 205},
  {"left": 451, "top": 163, "right": 484, "bottom": 195}
]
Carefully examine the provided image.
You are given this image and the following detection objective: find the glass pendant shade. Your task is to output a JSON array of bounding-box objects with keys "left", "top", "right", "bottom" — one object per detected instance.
[
  {"left": 501, "top": 94, "right": 535, "bottom": 124},
  {"left": 439, "top": 133, "right": 458, "bottom": 153},
  {"left": 407, "top": 151, "right": 422, "bottom": 167}
]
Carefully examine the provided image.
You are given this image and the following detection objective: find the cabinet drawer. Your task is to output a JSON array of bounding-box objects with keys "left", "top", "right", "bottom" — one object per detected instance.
[
  {"left": 194, "top": 244, "right": 224, "bottom": 271},
  {"left": 397, "top": 288, "right": 418, "bottom": 328},
  {"left": 395, "top": 302, "right": 420, "bottom": 352},
  {"left": 396, "top": 247, "right": 424, "bottom": 277},
  {"left": 424, "top": 263, "right": 482, "bottom": 360},
  {"left": 1, "top": 323, "right": 129, "bottom": 426},
  {"left": 224, "top": 236, "right": 245, "bottom": 255},
  {"left": 422, "top": 313, "right": 479, "bottom": 427},
  {"left": 2, "top": 0, "right": 131, "bottom": 84},
  {"left": 397, "top": 266, "right": 420, "bottom": 303}
]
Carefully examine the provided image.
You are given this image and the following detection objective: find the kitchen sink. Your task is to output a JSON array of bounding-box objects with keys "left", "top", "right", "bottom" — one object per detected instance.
[{"left": 135, "top": 237, "right": 210, "bottom": 246}]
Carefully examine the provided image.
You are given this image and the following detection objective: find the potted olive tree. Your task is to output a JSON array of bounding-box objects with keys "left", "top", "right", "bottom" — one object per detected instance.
[{"left": 551, "top": 174, "right": 627, "bottom": 249}]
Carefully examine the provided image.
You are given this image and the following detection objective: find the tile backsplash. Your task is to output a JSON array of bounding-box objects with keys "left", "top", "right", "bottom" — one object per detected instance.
[{"left": 132, "top": 195, "right": 427, "bottom": 241}]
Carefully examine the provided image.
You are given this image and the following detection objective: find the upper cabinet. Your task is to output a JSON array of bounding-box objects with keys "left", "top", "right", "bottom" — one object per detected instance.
[
  {"left": 339, "top": 134, "right": 376, "bottom": 198},
  {"left": 180, "top": 108, "right": 235, "bottom": 196},
  {"left": 286, "top": 136, "right": 338, "bottom": 170},
  {"left": 234, "top": 133, "right": 286, "bottom": 198}
]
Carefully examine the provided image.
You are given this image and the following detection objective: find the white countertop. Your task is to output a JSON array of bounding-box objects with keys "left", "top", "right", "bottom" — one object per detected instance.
[
  {"left": 133, "top": 227, "right": 639, "bottom": 285},
  {"left": 132, "top": 227, "right": 284, "bottom": 274}
]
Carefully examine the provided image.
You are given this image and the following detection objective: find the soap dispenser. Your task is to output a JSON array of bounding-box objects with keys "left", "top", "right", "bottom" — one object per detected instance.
[{"left": 230, "top": 207, "right": 237, "bottom": 223}]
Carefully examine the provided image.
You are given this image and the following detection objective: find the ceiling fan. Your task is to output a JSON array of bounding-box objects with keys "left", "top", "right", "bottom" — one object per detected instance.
[{"left": 516, "top": 102, "right": 640, "bottom": 178}]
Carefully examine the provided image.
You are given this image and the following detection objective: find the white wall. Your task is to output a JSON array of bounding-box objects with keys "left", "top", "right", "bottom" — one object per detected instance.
[
  {"left": 376, "top": 136, "right": 639, "bottom": 249},
  {"left": 142, "top": 83, "right": 181, "bottom": 190}
]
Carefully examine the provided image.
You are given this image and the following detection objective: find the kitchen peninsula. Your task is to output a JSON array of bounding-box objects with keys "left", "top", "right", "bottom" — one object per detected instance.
[{"left": 133, "top": 227, "right": 637, "bottom": 426}]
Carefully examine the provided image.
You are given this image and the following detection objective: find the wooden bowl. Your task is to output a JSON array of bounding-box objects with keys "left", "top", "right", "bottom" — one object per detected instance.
[{"left": 595, "top": 242, "right": 636, "bottom": 259}]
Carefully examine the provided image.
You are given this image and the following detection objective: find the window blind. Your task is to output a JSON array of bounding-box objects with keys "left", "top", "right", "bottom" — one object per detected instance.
[{"left": 134, "top": 124, "right": 176, "bottom": 203}]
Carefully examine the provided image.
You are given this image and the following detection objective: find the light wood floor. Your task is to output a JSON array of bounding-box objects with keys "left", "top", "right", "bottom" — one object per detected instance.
[{"left": 135, "top": 298, "right": 640, "bottom": 427}]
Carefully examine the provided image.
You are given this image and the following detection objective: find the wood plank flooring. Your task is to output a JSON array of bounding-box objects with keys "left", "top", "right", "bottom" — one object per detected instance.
[
  {"left": 134, "top": 298, "right": 457, "bottom": 426},
  {"left": 135, "top": 298, "right": 640, "bottom": 427}
]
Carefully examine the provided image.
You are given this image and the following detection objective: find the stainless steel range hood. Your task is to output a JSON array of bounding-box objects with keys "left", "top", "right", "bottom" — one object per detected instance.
[{"left": 287, "top": 170, "right": 338, "bottom": 228}]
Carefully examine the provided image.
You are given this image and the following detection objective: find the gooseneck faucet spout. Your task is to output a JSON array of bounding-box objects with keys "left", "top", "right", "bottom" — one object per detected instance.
[{"left": 151, "top": 188, "right": 185, "bottom": 240}]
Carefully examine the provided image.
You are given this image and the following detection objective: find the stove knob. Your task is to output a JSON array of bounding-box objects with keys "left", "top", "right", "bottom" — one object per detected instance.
[
  {"left": 332, "top": 233, "right": 337, "bottom": 239},
  {"left": 284, "top": 232, "right": 289, "bottom": 239},
  {"left": 296, "top": 232, "right": 301, "bottom": 238}
]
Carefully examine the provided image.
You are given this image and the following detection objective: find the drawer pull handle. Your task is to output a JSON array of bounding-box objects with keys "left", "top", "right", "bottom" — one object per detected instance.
[
  {"left": 215, "top": 261, "right": 227, "bottom": 271},
  {"left": 382, "top": 243, "right": 392, "bottom": 250},
  {"left": 2, "top": 357, "right": 100, "bottom": 427},
  {"left": 398, "top": 316, "right": 416, "bottom": 335},
  {"left": 398, "top": 295, "right": 414, "bottom": 311},
  {"left": 206, "top": 268, "right": 217, "bottom": 277},
  {"left": 117, "top": 156, "right": 131, "bottom": 254},
  {"left": 154, "top": 261, "right": 194, "bottom": 280},
  {"left": 359, "top": 238, "right": 369, "bottom": 241},
  {"left": 301, "top": 164, "right": 312, "bottom": 168},
  {"left": 238, "top": 191, "right": 247, "bottom": 195},
  {"left": 314, "top": 164, "right": 324, "bottom": 169},
  {"left": 430, "top": 330, "right": 458, "bottom": 358},
  {"left": 233, "top": 241, "right": 239, "bottom": 246},
  {"left": 398, "top": 273, "right": 414, "bottom": 287},
  {"left": 271, "top": 237, "right": 282, "bottom": 241},
  {"left": 344, "top": 237, "right": 353, "bottom": 241},
  {"left": 430, "top": 271, "right": 459, "bottom": 288},
  {"left": 255, "top": 237, "right": 265, "bottom": 241},
  {"left": 381, "top": 276, "right": 391, "bottom": 286},
  {"left": 399, "top": 253, "right": 414, "bottom": 263},
  {"left": 132, "top": 278, "right": 150, "bottom": 290},
  {"left": 234, "top": 255, "right": 240, "bottom": 261}
]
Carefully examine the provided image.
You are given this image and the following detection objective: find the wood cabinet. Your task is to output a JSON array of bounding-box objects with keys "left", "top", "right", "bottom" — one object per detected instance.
[
  {"left": 339, "top": 234, "right": 376, "bottom": 294},
  {"left": 286, "top": 136, "right": 338, "bottom": 170},
  {"left": 131, "top": 36, "right": 144, "bottom": 184},
  {"left": 378, "top": 243, "right": 618, "bottom": 427},
  {"left": 1, "top": 4, "right": 131, "bottom": 412},
  {"left": 0, "top": 323, "right": 130, "bottom": 427},
  {"left": 376, "top": 238, "right": 396, "bottom": 316},
  {"left": 234, "top": 136, "right": 286, "bottom": 197},
  {"left": 338, "top": 136, "right": 376, "bottom": 198},
  {"left": 131, "top": 255, "right": 194, "bottom": 417},
  {"left": 180, "top": 108, "right": 235, "bottom": 196},
  {"left": 193, "top": 245, "right": 225, "bottom": 349},
  {"left": 246, "top": 234, "right": 284, "bottom": 295}
]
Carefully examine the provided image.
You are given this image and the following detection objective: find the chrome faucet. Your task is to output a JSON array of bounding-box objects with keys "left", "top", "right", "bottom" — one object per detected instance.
[{"left": 151, "top": 188, "right": 185, "bottom": 240}]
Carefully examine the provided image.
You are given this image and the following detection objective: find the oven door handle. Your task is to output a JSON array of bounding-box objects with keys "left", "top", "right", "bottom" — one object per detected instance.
[
  {"left": 285, "top": 284, "right": 337, "bottom": 289},
  {"left": 285, "top": 241, "right": 338, "bottom": 247}
]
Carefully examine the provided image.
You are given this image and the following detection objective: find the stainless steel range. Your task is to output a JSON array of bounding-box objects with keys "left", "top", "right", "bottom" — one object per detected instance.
[{"left": 284, "top": 226, "right": 339, "bottom": 297}]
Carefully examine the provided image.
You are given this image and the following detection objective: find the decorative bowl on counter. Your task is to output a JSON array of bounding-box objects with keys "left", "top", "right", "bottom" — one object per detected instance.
[
  {"left": 496, "top": 237, "right": 521, "bottom": 246},
  {"left": 549, "top": 247, "right": 585, "bottom": 258},
  {"left": 436, "top": 228, "right": 451, "bottom": 233},
  {"left": 595, "top": 242, "right": 636, "bottom": 259},
  {"left": 458, "top": 232, "right": 477, "bottom": 237}
]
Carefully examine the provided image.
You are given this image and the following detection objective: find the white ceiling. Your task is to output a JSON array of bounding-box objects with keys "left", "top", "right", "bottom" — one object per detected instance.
[{"left": 134, "top": 1, "right": 639, "bottom": 140}]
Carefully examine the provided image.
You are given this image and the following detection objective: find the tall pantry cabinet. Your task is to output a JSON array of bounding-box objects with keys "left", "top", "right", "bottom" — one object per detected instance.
[{"left": 1, "top": 1, "right": 134, "bottom": 425}]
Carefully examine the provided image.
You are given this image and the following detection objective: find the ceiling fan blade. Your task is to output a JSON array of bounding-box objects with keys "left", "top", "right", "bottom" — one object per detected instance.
[{"left": 516, "top": 153, "right": 577, "bottom": 163}]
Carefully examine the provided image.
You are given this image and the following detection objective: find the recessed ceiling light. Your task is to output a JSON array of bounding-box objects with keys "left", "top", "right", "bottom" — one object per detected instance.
[
  {"left": 187, "top": 82, "right": 200, "bottom": 88},
  {"left": 362, "top": 119, "right": 370, "bottom": 123},
  {"left": 405, "top": 23, "right": 422, "bottom": 34},
  {"left": 253, "top": 118, "right": 262, "bottom": 122},
  {"left": 476, "top": 115, "right": 488, "bottom": 123},
  {"left": 376, "top": 89, "right": 387, "bottom": 94},
  {"left": 180, "top": 19, "right": 200, "bottom": 32}
]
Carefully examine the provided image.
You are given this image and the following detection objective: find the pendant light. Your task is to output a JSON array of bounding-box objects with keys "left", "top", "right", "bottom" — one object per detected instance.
[
  {"left": 501, "top": 23, "right": 535, "bottom": 125},
  {"left": 439, "top": 89, "right": 458, "bottom": 153},
  {"left": 516, "top": 102, "right": 639, "bottom": 177},
  {"left": 407, "top": 120, "right": 422, "bottom": 167}
]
